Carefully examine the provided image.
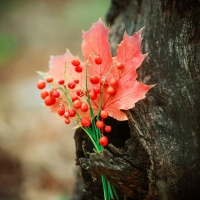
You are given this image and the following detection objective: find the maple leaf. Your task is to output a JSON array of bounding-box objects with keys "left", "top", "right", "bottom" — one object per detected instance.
[
  {"left": 40, "top": 19, "right": 152, "bottom": 121},
  {"left": 82, "top": 20, "right": 153, "bottom": 120}
]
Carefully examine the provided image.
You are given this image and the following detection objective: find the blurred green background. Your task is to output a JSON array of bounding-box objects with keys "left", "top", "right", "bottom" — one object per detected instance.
[{"left": 0, "top": 0, "right": 110, "bottom": 199}]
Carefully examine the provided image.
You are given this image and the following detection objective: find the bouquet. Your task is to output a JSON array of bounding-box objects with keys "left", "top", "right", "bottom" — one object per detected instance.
[{"left": 36, "top": 19, "right": 152, "bottom": 200}]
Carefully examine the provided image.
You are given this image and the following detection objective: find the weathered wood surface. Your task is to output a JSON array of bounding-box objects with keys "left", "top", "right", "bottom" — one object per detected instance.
[{"left": 72, "top": 0, "right": 200, "bottom": 199}]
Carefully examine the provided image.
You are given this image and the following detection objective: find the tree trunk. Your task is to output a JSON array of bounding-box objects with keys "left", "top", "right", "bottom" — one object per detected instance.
[{"left": 72, "top": 0, "right": 200, "bottom": 199}]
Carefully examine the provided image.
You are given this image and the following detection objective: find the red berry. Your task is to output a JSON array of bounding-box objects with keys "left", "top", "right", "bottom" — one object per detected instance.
[
  {"left": 99, "top": 136, "right": 108, "bottom": 147},
  {"left": 95, "top": 56, "right": 102, "bottom": 65},
  {"left": 40, "top": 90, "right": 49, "bottom": 99},
  {"left": 71, "top": 59, "right": 80, "bottom": 66},
  {"left": 89, "top": 91, "right": 97, "bottom": 100},
  {"left": 58, "top": 79, "right": 65, "bottom": 85},
  {"left": 107, "top": 86, "right": 116, "bottom": 95},
  {"left": 104, "top": 126, "right": 111, "bottom": 133},
  {"left": 73, "top": 99, "right": 82, "bottom": 109},
  {"left": 49, "top": 89, "right": 54, "bottom": 96},
  {"left": 68, "top": 108, "right": 76, "bottom": 117},
  {"left": 52, "top": 90, "right": 60, "bottom": 98},
  {"left": 100, "top": 110, "right": 108, "bottom": 119},
  {"left": 90, "top": 75, "right": 100, "bottom": 84},
  {"left": 80, "top": 103, "right": 88, "bottom": 112},
  {"left": 64, "top": 112, "right": 70, "bottom": 119},
  {"left": 74, "top": 79, "right": 79, "bottom": 84},
  {"left": 109, "top": 78, "right": 118, "bottom": 87},
  {"left": 52, "top": 98, "right": 56, "bottom": 104},
  {"left": 68, "top": 82, "right": 76, "bottom": 89},
  {"left": 76, "top": 89, "right": 84, "bottom": 97},
  {"left": 96, "top": 120, "right": 104, "bottom": 129},
  {"left": 81, "top": 118, "right": 91, "bottom": 127},
  {"left": 44, "top": 96, "right": 56, "bottom": 106},
  {"left": 64, "top": 118, "right": 70, "bottom": 124},
  {"left": 116, "top": 62, "right": 124, "bottom": 69},
  {"left": 93, "top": 86, "right": 101, "bottom": 94},
  {"left": 37, "top": 80, "right": 46, "bottom": 90},
  {"left": 58, "top": 107, "right": 65, "bottom": 116},
  {"left": 75, "top": 65, "right": 82, "bottom": 73},
  {"left": 72, "top": 96, "right": 79, "bottom": 102},
  {"left": 46, "top": 76, "right": 53, "bottom": 83}
]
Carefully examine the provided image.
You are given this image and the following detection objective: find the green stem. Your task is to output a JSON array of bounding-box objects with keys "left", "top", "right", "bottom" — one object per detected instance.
[
  {"left": 106, "top": 180, "right": 114, "bottom": 199},
  {"left": 61, "top": 57, "right": 118, "bottom": 200},
  {"left": 85, "top": 59, "right": 98, "bottom": 137},
  {"left": 81, "top": 127, "right": 100, "bottom": 152},
  {"left": 112, "top": 185, "right": 119, "bottom": 200},
  {"left": 101, "top": 176, "right": 108, "bottom": 200}
]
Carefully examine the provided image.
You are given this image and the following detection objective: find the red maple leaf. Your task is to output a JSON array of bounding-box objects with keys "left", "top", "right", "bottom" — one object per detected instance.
[{"left": 44, "top": 19, "right": 152, "bottom": 121}]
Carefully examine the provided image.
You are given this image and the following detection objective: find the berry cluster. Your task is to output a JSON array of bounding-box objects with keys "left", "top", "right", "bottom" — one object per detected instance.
[
  {"left": 37, "top": 56, "right": 124, "bottom": 147},
  {"left": 37, "top": 75, "right": 88, "bottom": 127}
]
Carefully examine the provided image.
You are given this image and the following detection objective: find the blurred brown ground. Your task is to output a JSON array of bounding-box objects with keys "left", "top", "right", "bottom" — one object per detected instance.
[{"left": 0, "top": 0, "right": 109, "bottom": 199}]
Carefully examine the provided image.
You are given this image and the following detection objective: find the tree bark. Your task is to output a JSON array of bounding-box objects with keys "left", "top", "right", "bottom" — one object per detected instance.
[{"left": 73, "top": 0, "right": 200, "bottom": 199}]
